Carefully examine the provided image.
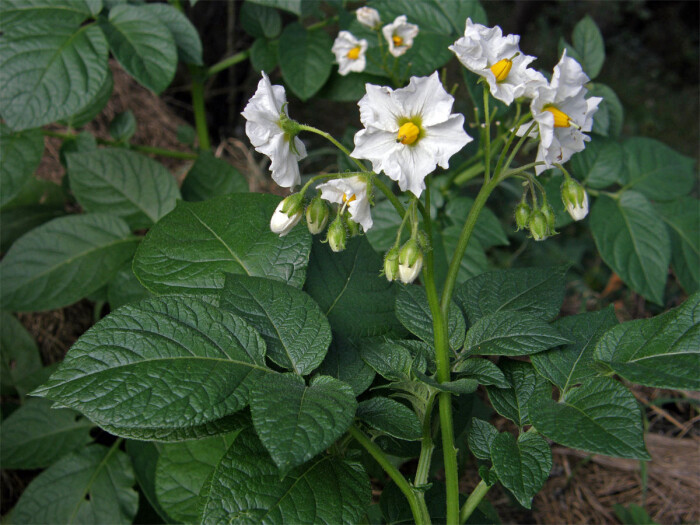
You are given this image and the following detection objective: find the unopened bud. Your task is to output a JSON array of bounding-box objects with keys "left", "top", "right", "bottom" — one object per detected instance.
[
  {"left": 514, "top": 202, "right": 531, "bottom": 231},
  {"left": 270, "top": 194, "right": 303, "bottom": 236},
  {"left": 398, "top": 239, "right": 423, "bottom": 284},
  {"left": 356, "top": 6, "right": 381, "bottom": 29},
  {"left": 346, "top": 217, "right": 360, "bottom": 237},
  {"left": 384, "top": 247, "right": 400, "bottom": 282},
  {"left": 305, "top": 196, "right": 329, "bottom": 234},
  {"left": 325, "top": 216, "right": 347, "bottom": 252},
  {"left": 561, "top": 178, "right": 589, "bottom": 221},
  {"left": 540, "top": 203, "right": 557, "bottom": 234},
  {"left": 528, "top": 210, "right": 548, "bottom": 241}
]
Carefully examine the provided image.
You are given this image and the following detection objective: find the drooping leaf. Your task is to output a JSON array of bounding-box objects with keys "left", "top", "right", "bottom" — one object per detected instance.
[
  {"left": 531, "top": 307, "right": 618, "bottom": 393},
  {"left": 356, "top": 397, "right": 421, "bottom": 441},
  {"left": 0, "top": 398, "right": 93, "bottom": 469},
  {"left": 317, "top": 337, "right": 375, "bottom": 396},
  {"left": 10, "top": 445, "right": 138, "bottom": 524},
  {"left": 278, "top": 23, "right": 333, "bottom": 100},
  {"left": 528, "top": 376, "right": 650, "bottom": 460},
  {"left": 467, "top": 418, "right": 498, "bottom": 460},
  {"left": 485, "top": 360, "right": 551, "bottom": 427},
  {"left": 250, "top": 374, "right": 357, "bottom": 474},
  {"left": 140, "top": 3, "right": 203, "bottom": 65},
  {"left": 590, "top": 192, "right": 670, "bottom": 304},
  {"left": 0, "top": 214, "right": 139, "bottom": 312},
  {"left": 125, "top": 440, "right": 171, "bottom": 523},
  {"left": 571, "top": 15, "right": 605, "bottom": 79},
  {"left": 0, "top": 311, "right": 43, "bottom": 396},
  {"left": 133, "top": 193, "right": 312, "bottom": 295},
  {"left": 181, "top": 151, "right": 248, "bottom": 202},
  {"left": 593, "top": 294, "right": 700, "bottom": 391},
  {"left": 0, "top": 21, "right": 109, "bottom": 130},
  {"left": 0, "top": 124, "right": 44, "bottom": 206},
  {"left": 490, "top": 432, "right": 552, "bottom": 509},
  {"left": 33, "top": 296, "right": 269, "bottom": 440},
  {"left": 569, "top": 135, "right": 625, "bottom": 189},
  {"left": 67, "top": 149, "right": 180, "bottom": 229},
  {"left": 200, "top": 427, "right": 370, "bottom": 524},
  {"left": 453, "top": 357, "right": 509, "bottom": 388},
  {"left": 656, "top": 197, "right": 700, "bottom": 294}
]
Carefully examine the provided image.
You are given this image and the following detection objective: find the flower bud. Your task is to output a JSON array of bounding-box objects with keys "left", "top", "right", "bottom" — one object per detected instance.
[
  {"left": 514, "top": 201, "right": 531, "bottom": 231},
  {"left": 561, "top": 178, "right": 589, "bottom": 221},
  {"left": 528, "top": 210, "right": 548, "bottom": 241},
  {"left": 398, "top": 239, "right": 423, "bottom": 284},
  {"left": 305, "top": 196, "right": 329, "bottom": 235},
  {"left": 346, "top": 217, "right": 361, "bottom": 237},
  {"left": 356, "top": 6, "right": 381, "bottom": 29},
  {"left": 540, "top": 203, "right": 557, "bottom": 234},
  {"left": 383, "top": 247, "right": 400, "bottom": 282},
  {"left": 270, "top": 194, "right": 303, "bottom": 236},
  {"left": 325, "top": 216, "right": 347, "bottom": 252}
]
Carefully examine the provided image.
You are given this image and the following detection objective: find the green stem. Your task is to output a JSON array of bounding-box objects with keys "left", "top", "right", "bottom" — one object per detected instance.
[
  {"left": 190, "top": 72, "right": 211, "bottom": 151},
  {"left": 206, "top": 49, "right": 250, "bottom": 77},
  {"left": 414, "top": 392, "right": 437, "bottom": 487},
  {"left": 459, "top": 480, "right": 490, "bottom": 524},
  {"left": 493, "top": 112, "right": 532, "bottom": 178},
  {"left": 373, "top": 176, "right": 405, "bottom": 217},
  {"left": 483, "top": 87, "right": 491, "bottom": 182},
  {"left": 348, "top": 425, "right": 430, "bottom": 525},
  {"left": 502, "top": 121, "right": 537, "bottom": 176},
  {"left": 306, "top": 15, "right": 338, "bottom": 31}
]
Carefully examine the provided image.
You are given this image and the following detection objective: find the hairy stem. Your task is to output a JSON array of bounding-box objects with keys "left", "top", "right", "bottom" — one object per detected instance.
[{"left": 459, "top": 480, "right": 490, "bottom": 523}]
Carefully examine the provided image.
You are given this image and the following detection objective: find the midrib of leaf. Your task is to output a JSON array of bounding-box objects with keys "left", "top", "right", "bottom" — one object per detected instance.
[
  {"left": 68, "top": 443, "right": 121, "bottom": 523},
  {"left": 618, "top": 198, "right": 655, "bottom": 297},
  {"left": 562, "top": 333, "right": 596, "bottom": 393},
  {"left": 246, "top": 289, "right": 298, "bottom": 372},
  {"left": 559, "top": 397, "right": 635, "bottom": 454},
  {"left": 6, "top": 420, "right": 93, "bottom": 450},
  {"left": 1, "top": 4, "right": 90, "bottom": 18},
  {"left": 324, "top": 245, "right": 360, "bottom": 316},
  {"left": 659, "top": 213, "right": 700, "bottom": 256},
  {"left": 187, "top": 208, "right": 251, "bottom": 275},
  {"left": 495, "top": 273, "right": 559, "bottom": 315}
]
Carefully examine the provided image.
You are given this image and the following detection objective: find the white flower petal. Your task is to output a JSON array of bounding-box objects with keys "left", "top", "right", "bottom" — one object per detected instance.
[
  {"left": 382, "top": 15, "right": 419, "bottom": 57},
  {"left": 358, "top": 84, "right": 402, "bottom": 130},
  {"left": 317, "top": 176, "right": 373, "bottom": 231},
  {"left": 356, "top": 7, "right": 381, "bottom": 29},
  {"left": 332, "top": 31, "right": 368, "bottom": 76},
  {"left": 393, "top": 72, "right": 454, "bottom": 127},
  {"left": 419, "top": 114, "right": 472, "bottom": 169},
  {"left": 351, "top": 128, "right": 400, "bottom": 174}
]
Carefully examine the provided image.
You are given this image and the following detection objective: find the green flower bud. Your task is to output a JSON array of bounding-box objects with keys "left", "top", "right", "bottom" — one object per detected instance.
[
  {"left": 325, "top": 215, "right": 347, "bottom": 252},
  {"left": 270, "top": 193, "right": 304, "bottom": 236},
  {"left": 514, "top": 201, "right": 531, "bottom": 231},
  {"left": 383, "top": 247, "right": 400, "bottom": 282},
  {"left": 346, "top": 216, "right": 360, "bottom": 237},
  {"left": 528, "top": 210, "right": 548, "bottom": 241},
  {"left": 305, "top": 196, "right": 329, "bottom": 235},
  {"left": 540, "top": 203, "right": 557, "bottom": 234},
  {"left": 398, "top": 239, "right": 423, "bottom": 284},
  {"left": 561, "top": 178, "right": 589, "bottom": 221}
]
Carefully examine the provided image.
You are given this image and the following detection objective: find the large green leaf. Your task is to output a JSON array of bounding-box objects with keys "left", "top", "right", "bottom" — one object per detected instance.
[
  {"left": 0, "top": 205, "right": 65, "bottom": 253},
  {"left": 593, "top": 294, "right": 700, "bottom": 390},
  {"left": 657, "top": 198, "right": 700, "bottom": 294},
  {"left": 100, "top": 4, "right": 177, "bottom": 93},
  {"left": 444, "top": 197, "right": 509, "bottom": 249},
  {"left": 528, "top": 377, "right": 650, "bottom": 460},
  {"left": 453, "top": 357, "right": 509, "bottom": 388},
  {"left": 61, "top": 68, "right": 114, "bottom": 129},
  {"left": 10, "top": 445, "right": 138, "bottom": 524},
  {"left": 0, "top": 21, "right": 109, "bottom": 130},
  {"left": 250, "top": 374, "right": 356, "bottom": 474},
  {"left": 0, "top": 0, "right": 101, "bottom": 31},
  {"left": 181, "top": 151, "right": 248, "bottom": 202},
  {"left": 140, "top": 3, "right": 202, "bottom": 65},
  {"left": 485, "top": 360, "right": 550, "bottom": 427},
  {"left": 0, "top": 311, "right": 42, "bottom": 397},
  {"left": 200, "top": 427, "right": 370, "bottom": 524},
  {"left": 107, "top": 262, "right": 151, "bottom": 309},
  {"left": 125, "top": 441, "right": 171, "bottom": 523},
  {"left": 402, "top": 33, "right": 454, "bottom": 76},
  {"left": 490, "top": 432, "right": 552, "bottom": 509},
  {"left": 220, "top": 274, "right": 331, "bottom": 374},
  {"left": 250, "top": 37, "right": 279, "bottom": 73},
  {"left": 67, "top": 149, "right": 180, "bottom": 229},
  {"left": 440, "top": 225, "right": 489, "bottom": 283},
  {"left": 395, "top": 285, "right": 466, "bottom": 351},
  {"left": 33, "top": 296, "right": 269, "bottom": 440},
  {"left": 278, "top": 23, "right": 333, "bottom": 100},
  {"left": 622, "top": 138, "right": 696, "bottom": 201},
  {"left": 356, "top": 397, "right": 421, "bottom": 441},
  {"left": 133, "top": 193, "right": 312, "bottom": 295},
  {"left": 432, "top": 0, "right": 488, "bottom": 32},
  {"left": 589, "top": 83, "right": 624, "bottom": 138},
  {"left": 463, "top": 311, "right": 570, "bottom": 357},
  {"left": 590, "top": 192, "right": 670, "bottom": 304},
  {"left": 155, "top": 430, "right": 241, "bottom": 523},
  {"left": 317, "top": 337, "right": 375, "bottom": 396},
  {"left": 0, "top": 214, "right": 139, "bottom": 312},
  {"left": 370, "top": 0, "right": 452, "bottom": 34},
  {"left": 531, "top": 307, "right": 618, "bottom": 393},
  {"left": 0, "top": 398, "right": 93, "bottom": 469},
  {"left": 569, "top": 136, "right": 625, "bottom": 189},
  {"left": 571, "top": 15, "right": 605, "bottom": 79},
  {"left": 240, "top": 1, "right": 282, "bottom": 39},
  {"left": 304, "top": 236, "right": 402, "bottom": 338},
  {"left": 0, "top": 124, "right": 44, "bottom": 206},
  {"left": 359, "top": 338, "right": 415, "bottom": 382},
  {"left": 455, "top": 266, "right": 567, "bottom": 323},
  {"left": 467, "top": 418, "right": 498, "bottom": 460}
]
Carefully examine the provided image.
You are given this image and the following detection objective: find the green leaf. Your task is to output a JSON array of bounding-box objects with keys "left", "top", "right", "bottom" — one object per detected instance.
[
  {"left": 622, "top": 137, "right": 696, "bottom": 201},
  {"left": 133, "top": 193, "right": 312, "bottom": 295},
  {"left": 0, "top": 398, "right": 93, "bottom": 469},
  {"left": 557, "top": 38, "right": 583, "bottom": 68},
  {"left": 319, "top": 72, "right": 388, "bottom": 102},
  {"left": 67, "top": 149, "right": 180, "bottom": 229},
  {"left": 60, "top": 65, "right": 114, "bottom": 129},
  {"left": 0, "top": 214, "right": 139, "bottom": 312},
  {"left": 432, "top": 0, "right": 488, "bottom": 31},
  {"left": 241, "top": 1, "right": 282, "bottom": 39},
  {"left": 0, "top": 21, "right": 109, "bottom": 130},
  {"left": 278, "top": 23, "right": 333, "bottom": 101},
  {"left": 403, "top": 33, "right": 455, "bottom": 76},
  {"left": 108, "top": 110, "right": 136, "bottom": 142},
  {"left": 181, "top": 151, "right": 248, "bottom": 202},
  {"left": 107, "top": 262, "right": 152, "bottom": 309},
  {"left": 220, "top": 274, "right": 331, "bottom": 374},
  {"left": 317, "top": 337, "right": 375, "bottom": 396},
  {"left": 485, "top": 360, "right": 551, "bottom": 426},
  {"left": 531, "top": 307, "right": 618, "bottom": 393},
  {"left": 490, "top": 432, "right": 552, "bottom": 509},
  {"left": 571, "top": 15, "right": 605, "bottom": 79},
  {"left": 250, "top": 38, "right": 279, "bottom": 73},
  {"left": 0, "top": 124, "right": 44, "bottom": 206},
  {"left": 440, "top": 225, "right": 489, "bottom": 283},
  {"left": 200, "top": 426, "right": 370, "bottom": 524},
  {"left": 569, "top": 136, "right": 625, "bottom": 189},
  {"left": 444, "top": 197, "right": 509, "bottom": 249},
  {"left": 155, "top": 430, "right": 241, "bottom": 523},
  {"left": 590, "top": 83, "right": 624, "bottom": 138},
  {"left": 304, "top": 236, "right": 402, "bottom": 338},
  {"left": 463, "top": 311, "right": 570, "bottom": 357},
  {"left": 140, "top": 3, "right": 203, "bottom": 65},
  {"left": 251, "top": 374, "right": 357, "bottom": 473},
  {"left": 590, "top": 192, "right": 670, "bottom": 304},
  {"left": 357, "top": 397, "right": 421, "bottom": 441},
  {"left": 359, "top": 339, "right": 415, "bottom": 382},
  {"left": 396, "top": 285, "right": 466, "bottom": 351},
  {"left": 0, "top": 311, "right": 42, "bottom": 396},
  {"left": 10, "top": 444, "right": 138, "bottom": 524},
  {"left": 454, "top": 357, "right": 509, "bottom": 388},
  {"left": 614, "top": 504, "right": 660, "bottom": 525},
  {"left": 370, "top": 0, "right": 452, "bottom": 34},
  {"left": 455, "top": 266, "right": 568, "bottom": 323},
  {"left": 247, "top": 0, "right": 306, "bottom": 16},
  {"left": 413, "top": 370, "right": 478, "bottom": 395},
  {"left": 125, "top": 440, "right": 171, "bottom": 523},
  {"left": 528, "top": 376, "right": 650, "bottom": 460},
  {"left": 0, "top": 205, "right": 65, "bottom": 253},
  {"left": 467, "top": 418, "right": 498, "bottom": 460},
  {"left": 657, "top": 197, "right": 700, "bottom": 293},
  {"left": 593, "top": 294, "right": 700, "bottom": 390},
  {"left": 33, "top": 296, "right": 269, "bottom": 440},
  {"left": 100, "top": 4, "right": 177, "bottom": 93},
  {"left": 0, "top": 0, "right": 101, "bottom": 31}
]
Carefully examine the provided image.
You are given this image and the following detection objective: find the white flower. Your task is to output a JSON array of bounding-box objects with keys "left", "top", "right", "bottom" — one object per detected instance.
[
  {"left": 517, "top": 50, "right": 602, "bottom": 174},
  {"left": 332, "top": 31, "right": 368, "bottom": 76},
  {"left": 241, "top": 72, "right": 307, "bottom": 188},
  {"left": 317, "top": 175, "right": 373, "bottom": 231},
  {"left": 356, "top": 7, "right": 381, "bottom": 29},
  {"left": 382, "top": 15, "right": 419, "bottom": 57},
  {"left": 398, "top": 239, "right": 423, "bottom": 284},
  {"left": 351, "top": 72, "right": 472, "bottom": 197},
  {"left": 566, "top": 192, "right": 589, "bottom": 221},
  {"left": 270, "top": 200, "right": 302, "bottom": 236},
  {"left": 449, "top": 18, "right": 546, "bottom": 105}
]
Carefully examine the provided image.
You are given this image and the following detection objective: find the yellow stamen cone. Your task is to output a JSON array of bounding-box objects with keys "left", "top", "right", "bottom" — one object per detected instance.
[
  {"left": 396, "top": 122, "right": 420, "bottom": 145},
  {"left": 342, "top": 192, "right": 357, "bottom": 204},
  {"left": 490, "top": 58, "right": 513, "bottom": 82},
  {"left": 544, "top": 106, "right": 573, "bottom": 128},
  {"left": 392, "top": 35, "right": 404, "bottom": 47},
  {"left": 346, "top": 46, "right": 361, "bottom": 60}
]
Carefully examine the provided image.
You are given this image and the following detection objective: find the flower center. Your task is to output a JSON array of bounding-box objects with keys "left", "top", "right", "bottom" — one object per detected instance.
[
  {"left": 397, "top": 122, "right": 420, "bottom": 145},
  {"left": 544, "top": 106, "right": 578, "bottom": 128},
  {"left": 342, "top": 192, "right": 357, "bottom": 204},
  {"left": 392, "top": 35, "right": 404, "bottom": 47},
  {"left": 490, "top": 58, "right": 513, "bottom": 82},
  {"left": 346, "top": 46, "right": 361, "bottom": 60}
]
